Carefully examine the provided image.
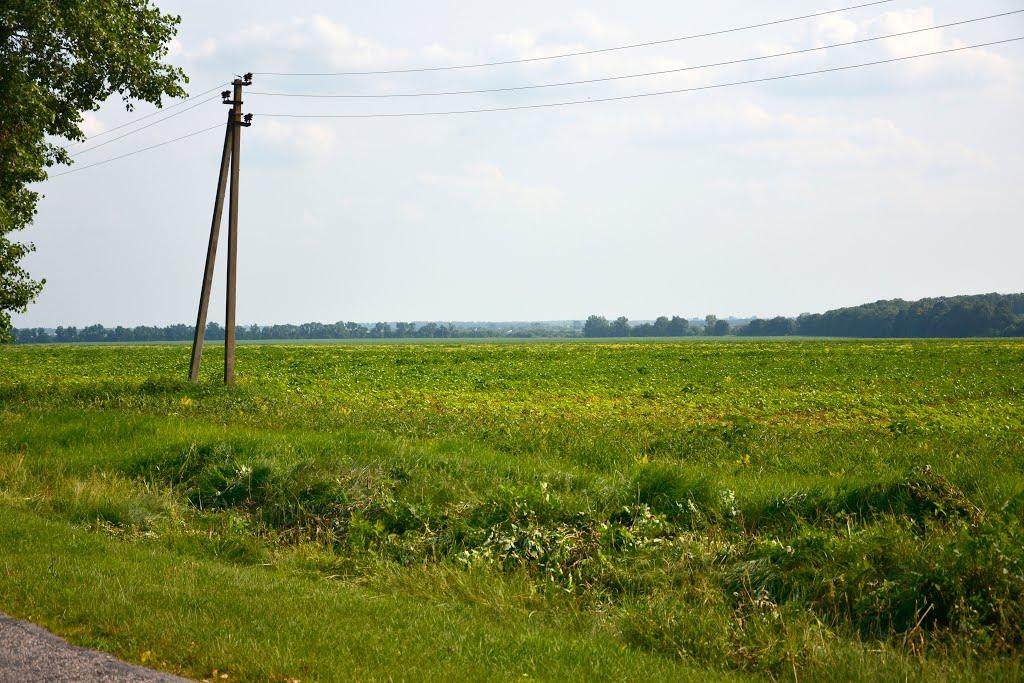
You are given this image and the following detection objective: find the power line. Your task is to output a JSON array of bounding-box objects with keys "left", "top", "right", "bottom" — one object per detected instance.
[
  {"left": 253, "top": 0, "right": 897, "bottom": 76},
  {"left": 253, "top": 37, "right": 1024, "bottom": 119},
  {"left": 71, "top": 83, "right": 228, "bottom": 145},
  {"left": 247, "top": 10, "right": 1022, "bottom": 100},
  {"left": 50, "top": 123, "right": 224, "bottom": 178},
  {"left": 71, "top": 94, "right": 222, "bottom": 157},
  {"left": 46, "top": 37, "right": 1023, "bottom": 178}
]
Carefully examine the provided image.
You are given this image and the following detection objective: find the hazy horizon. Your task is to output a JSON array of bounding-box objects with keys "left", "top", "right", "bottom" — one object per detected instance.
[{"left": 13, "top": 289, "right": 1023, "bottom": 330}]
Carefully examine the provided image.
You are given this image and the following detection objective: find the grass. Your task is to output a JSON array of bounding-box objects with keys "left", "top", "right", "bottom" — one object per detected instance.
[
  {"left": 1, "top": 508, "right": 725, "bottom": 682},
  {"left": 1, "top": 339, "right": 1023, "bottom": 681}
]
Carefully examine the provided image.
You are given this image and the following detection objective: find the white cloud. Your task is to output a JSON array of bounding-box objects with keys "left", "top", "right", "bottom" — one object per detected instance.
[
  {"left": 495, "top": 28, "right": 540, "bottom": 53},
  {"left": 255, "top": 119, "right": 338, "bottom": 161},
  {"left": 570, "top": 11, "right": 631, "bottom": 44},
  {"left": 235, "top": 15, "right": 477, "bottom": 74},
  {"left": 192, "top": 38, "right": 218, "bottom": 60},
  {"left": 863, "top": 8, "right": 1016, "bottom": 84},
  {"left": 814, "top": 14, "right": 859, "bottom": 44},
  {"left": 423, "top": 163, "right": 560, "bottom": 209},
  {"left": 492, "top": 13, "right": 701, "bottom": 87},
  {"left": 728, "top": 106, "right": 986, "bottom": 169},
  {"left": 419, "top": 43, "right": 475, "bottom": 65},
  {"left": 756, "top": 41, "right": 796, "bottom": 57},
  {"left": 307, "top": 15, "right": 401, "bottom": 68},
  {"left": 873, "top": 8, "right": 945, "bottom": 58},
  {"left": 397, "top": 202, "right": 425, "bottom": 224},
  {"left": 79, "top": 112, "right": 105, "bottom": 137},
  {"left": 167, "top": 37, "right": 217, "bottom": 61},
  {"left": 485, "top": 7, "right": 1020, "bottom": 101},
  {"left": 578, "top": 94, "right": 987, "bottom": 172},
  {"left": 236, "top": 15, "right": 403, "bottom": 70}
]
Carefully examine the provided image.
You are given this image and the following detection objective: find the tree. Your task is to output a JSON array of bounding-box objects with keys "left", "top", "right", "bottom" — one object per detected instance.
[
  {"left": 1, "top": 1, "right": 187, "bottom": 341},
  {"left": 205, "top": 322, "right": 223, "bottom": 341},
  {"left": 738, "top": 316, "right": 796, "bottom": 337},
  {"left": 54, "top": 325, "right": 77, "bottom": 343},
  {"left": 79, "top": 323, "right": 106, "bottom": 342},
  {"left": 583, "top": 315, "right": 611, "bottom": 338},
  {"left": 632, "top": 322, "right": 654, "bottom": 337},
  {"left": 417, "top": 322, "right": 439, "bottom": 338},
  {"left": 611, "top": 316, "right": 631, "bottom": 337},
  {"left": 667, "top": 316, "right": 690, "bottom": 336}
]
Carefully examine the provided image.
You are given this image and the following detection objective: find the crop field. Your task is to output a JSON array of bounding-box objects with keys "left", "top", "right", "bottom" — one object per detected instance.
[{"left": 1, "top": 339, "right": 1023, "bottom": 681}]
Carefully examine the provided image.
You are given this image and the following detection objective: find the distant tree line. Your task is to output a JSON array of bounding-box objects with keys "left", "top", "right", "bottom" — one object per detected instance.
[
  {"left": 584, "top": 294, "right": 1024, "bottom": 339},
  {"left": 11, "top": 321, "right": 577, "bottom": 344},
  {"left": 583, "top": 315, "right": 730, "bottom": 337},
  {"left": 735, "top": 293, "right": 1024, "bottom": 338},
  {"left": 12, "top": 293, "right": 1024, "bottom": 344}
]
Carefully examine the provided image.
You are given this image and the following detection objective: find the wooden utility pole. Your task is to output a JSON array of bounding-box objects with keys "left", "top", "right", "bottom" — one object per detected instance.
[
  {"left": 224, "top": 77, "right": 243, "bottom": 385},
  {"left": 189, "top": 73, "right": 251, "bottom": 384},
  {"left": 188, "top": 110, "right": 232, "bottom": 382}
]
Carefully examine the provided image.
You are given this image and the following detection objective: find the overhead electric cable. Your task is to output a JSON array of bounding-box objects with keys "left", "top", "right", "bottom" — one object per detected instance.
[
  {"left": 47, "top": 37, "right": 1023, "bottom": 178},
  {"left": 71, "top": 94, "right": 222, "bottom": 157},
  {"left": 51, "top": 123, "right": 224, "bottom": 178},
  {"left": 254, "top": 37, "right": 1024, "bottom": 119},
  {"left": 253, "top": 0, "right": 897, "bottom": 76},
  {"left": 72, "top": 83, "right": 229, "bottom": 145},
  {"left": 247, "top": 10, "right": 1022, "bottom": 99}
]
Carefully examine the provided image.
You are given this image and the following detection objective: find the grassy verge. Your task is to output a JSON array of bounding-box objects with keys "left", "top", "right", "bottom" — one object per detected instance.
[{"left": 1, "top": 507, "right": 725, "bottom": 682}]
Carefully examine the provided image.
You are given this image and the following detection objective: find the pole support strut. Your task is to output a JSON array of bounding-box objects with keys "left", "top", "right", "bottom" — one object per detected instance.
[{"left": 188, "top": 72, "right": 252, "bottom": 384}]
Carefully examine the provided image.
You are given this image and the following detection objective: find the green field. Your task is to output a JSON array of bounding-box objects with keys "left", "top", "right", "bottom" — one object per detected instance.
[{"left": 1, "top": 340, "right": 1023, "bottom": 681}]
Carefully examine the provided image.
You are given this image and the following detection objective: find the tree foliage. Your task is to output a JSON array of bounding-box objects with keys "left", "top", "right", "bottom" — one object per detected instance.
[
  {"left": 12, "top": 294, "right": 1024, "bottom": 344},
  {"left": 583, "top": 315, "right": 699, "bottom": 338},
  {"left": 13, "top": 320, "right": 583, "bottom": 343},
  {"left": 735, "top": 293, "right": 1024, "bottom": 338},
  {"left": 0, "top": 0, "right": 186, "bottom": 340},
  {"left": 581, "top": 294, "right": 1024, "bottom": 339}
]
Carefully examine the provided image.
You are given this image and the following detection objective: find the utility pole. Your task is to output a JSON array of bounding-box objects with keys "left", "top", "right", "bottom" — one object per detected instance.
[
  {"left": 224, "top": 77, "right": 243, "bottom": 385},
  {"left": 188, "top": 73, "right": 252, "bottom": 384},
  {"left": 188, "top": 109, "right": 232, "bottom": 382}
]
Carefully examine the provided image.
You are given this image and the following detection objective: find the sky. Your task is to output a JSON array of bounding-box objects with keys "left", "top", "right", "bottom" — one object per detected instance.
[{"left": 15, "top": 0, "right": 1024, "bottom": 327}]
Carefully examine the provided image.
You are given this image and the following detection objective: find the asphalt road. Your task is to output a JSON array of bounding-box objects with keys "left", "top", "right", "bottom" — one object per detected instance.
[{"left": 0, "top": 614, "right": 191, "bottom": 683}]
